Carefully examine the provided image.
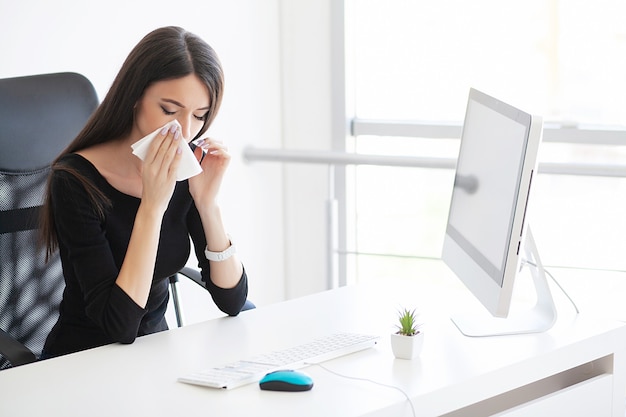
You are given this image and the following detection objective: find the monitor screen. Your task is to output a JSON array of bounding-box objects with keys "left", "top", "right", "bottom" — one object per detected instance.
[
  {"left": 442, "top": 88, "right": 554, "bottom": 336},
  {"left": 446, "top": 94, "right": 529, "bottom": 288}
]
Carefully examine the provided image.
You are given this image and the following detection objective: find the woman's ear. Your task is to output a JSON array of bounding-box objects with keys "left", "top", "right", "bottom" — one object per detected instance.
[{"left": 132, "top": 101, "right": 140, "bottom": 121}]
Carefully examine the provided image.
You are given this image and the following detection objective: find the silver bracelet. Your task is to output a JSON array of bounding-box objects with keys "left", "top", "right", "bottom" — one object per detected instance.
[{"left": 204, "top": 237, "right": 236, "bottom": 262}]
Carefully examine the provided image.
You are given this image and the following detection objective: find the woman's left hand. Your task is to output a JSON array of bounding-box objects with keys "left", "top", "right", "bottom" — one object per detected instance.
[{"left": 188, "top": 138, "right": 230, "bottom": 207}]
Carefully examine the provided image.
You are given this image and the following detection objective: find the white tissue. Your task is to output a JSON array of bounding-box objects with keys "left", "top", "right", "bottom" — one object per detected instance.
[{"left": 131, "top": 120, "right": 202, "bottom": 181}]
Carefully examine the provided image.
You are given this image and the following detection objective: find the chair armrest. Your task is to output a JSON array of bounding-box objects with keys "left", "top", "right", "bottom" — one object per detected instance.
[
  {"left": 0, "top": 329, "right": 37, "bottom": 367},
  {"left": 169, "top": 266, "right": 255, "bottom": 322},
  {"left": 176, "top": 266, "right": 204, "bottom": 288},
  {"left": 175, "top": 267, "right": 255, "bottom": 311}
]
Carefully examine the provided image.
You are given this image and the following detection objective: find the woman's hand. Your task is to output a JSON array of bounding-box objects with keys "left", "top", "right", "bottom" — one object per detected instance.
[
  {"left": 188, "top": 138, "right": 243, "bottom": 291},
  {"left": 117, "top": 124, "right": 182, "bottom": 308},
  {"left": 141, "top": 124, "right": 183, "bottom": 215},
  {"left": 188, "top": 138, "right": 230, "bottom": 208}
]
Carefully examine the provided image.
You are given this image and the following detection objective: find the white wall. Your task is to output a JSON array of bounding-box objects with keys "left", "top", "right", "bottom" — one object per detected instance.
[
  {"left": 1, "top": 0, "right": 335, "bottom": 322},
  {"left": 279, "top": 1, "right": 334, "bottom": 298}
]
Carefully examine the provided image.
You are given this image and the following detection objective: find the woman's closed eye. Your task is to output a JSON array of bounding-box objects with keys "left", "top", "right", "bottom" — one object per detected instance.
[
  {"left": 161, "top": 106, "right": 207, "bottom": 121},
  {"left": 161, "top": 106, "right": 176, "bottom": 116}
]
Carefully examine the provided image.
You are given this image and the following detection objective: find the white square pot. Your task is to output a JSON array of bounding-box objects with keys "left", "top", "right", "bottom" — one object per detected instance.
[{"left": 390, "top": 332, "right": 424, "bottom": 360}]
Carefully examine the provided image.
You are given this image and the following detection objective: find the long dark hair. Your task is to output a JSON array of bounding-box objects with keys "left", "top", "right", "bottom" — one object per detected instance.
[{"left": 41, "top": 26, "right": 225, "bottom": 259}]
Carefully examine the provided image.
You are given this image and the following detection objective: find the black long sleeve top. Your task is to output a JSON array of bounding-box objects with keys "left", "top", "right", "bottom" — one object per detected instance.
[{"left": 42, "top": 153, "right": 247, "bottom": 357}]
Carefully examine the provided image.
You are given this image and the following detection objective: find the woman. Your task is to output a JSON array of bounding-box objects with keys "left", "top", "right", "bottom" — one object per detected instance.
[{"left": 40, "top": 26, "right": 248, "bottom": 358}]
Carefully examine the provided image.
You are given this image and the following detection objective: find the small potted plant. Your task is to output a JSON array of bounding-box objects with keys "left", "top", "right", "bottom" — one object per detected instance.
[{"left": 391, "top": 307, "right": 424, "bottom": 360}]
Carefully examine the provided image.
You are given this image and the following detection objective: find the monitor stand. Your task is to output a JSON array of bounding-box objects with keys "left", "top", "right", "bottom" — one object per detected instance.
[{"left": 451, "top": 228, "right": 558, "bottom": 337}]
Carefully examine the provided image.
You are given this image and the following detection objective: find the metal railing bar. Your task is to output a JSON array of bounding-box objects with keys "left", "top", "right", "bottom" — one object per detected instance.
[
  {"left": 352, "top": 119, "right": 626, "bottom": 146},
  {"left": 243, "top": 147, "right": 626, "bottom": 178}
]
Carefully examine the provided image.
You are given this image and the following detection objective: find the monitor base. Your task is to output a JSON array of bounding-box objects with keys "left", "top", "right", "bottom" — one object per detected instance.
[{"left": 451, "top": 228, "right": 557, "bottom": 337}]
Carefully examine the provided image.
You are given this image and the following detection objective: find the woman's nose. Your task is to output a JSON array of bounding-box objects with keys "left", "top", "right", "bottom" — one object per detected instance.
[{"left": 178, "top": 119, "right": 192, "bottom": 142}]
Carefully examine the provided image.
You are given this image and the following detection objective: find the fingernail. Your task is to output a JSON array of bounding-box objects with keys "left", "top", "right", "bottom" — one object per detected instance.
[
  {"left": 160, "top": 126, "right": 169, "bottom": 136},
  {"left": 169, "top": 124, "right": 178, "bottom": 134},
  {"left": 177, "top": 147, "right": 182, "bottom": 154},
  {"left": 173, "top": 130, "right": 180, "bottom": 140},
  {"left": 194, "top": 139, "right": 205, "bottom": 146}
]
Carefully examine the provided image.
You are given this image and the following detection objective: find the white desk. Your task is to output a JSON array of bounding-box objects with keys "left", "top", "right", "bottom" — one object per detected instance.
[{"left": 1, "top": 263, "right": 626, "bottom": 417}]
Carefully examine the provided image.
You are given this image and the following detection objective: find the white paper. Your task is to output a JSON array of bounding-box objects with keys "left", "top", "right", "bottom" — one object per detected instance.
[{"left": 131, "top": 120, "right": 203, "bottom": 181}]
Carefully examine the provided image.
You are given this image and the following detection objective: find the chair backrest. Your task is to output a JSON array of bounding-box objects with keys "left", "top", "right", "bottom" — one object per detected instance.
[{"left": 0, "top": 72, "right": 98, "bottom": 368}]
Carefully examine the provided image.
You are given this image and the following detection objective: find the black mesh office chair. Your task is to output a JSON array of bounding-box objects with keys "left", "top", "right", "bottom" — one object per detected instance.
[{"left": 0, "top": 72, "right": 99, "bottom": 369}]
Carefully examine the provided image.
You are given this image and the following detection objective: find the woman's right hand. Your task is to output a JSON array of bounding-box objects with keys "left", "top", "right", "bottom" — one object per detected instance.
[
  {"left": 118, "top": 124, "right": 182, "bottom": 308},
  {"left": 140, "top": 123, "right": 182, "bottom": 215}
]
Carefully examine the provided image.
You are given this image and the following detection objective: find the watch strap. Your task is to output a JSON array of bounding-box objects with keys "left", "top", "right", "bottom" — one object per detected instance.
[{"left": 204, "top": 238, "right": 236, "bottom": 262}]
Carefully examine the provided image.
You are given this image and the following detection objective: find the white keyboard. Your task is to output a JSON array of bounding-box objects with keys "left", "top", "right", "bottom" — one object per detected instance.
[{"left": 178, "top": 332, "right": 380, "bottom": 389}]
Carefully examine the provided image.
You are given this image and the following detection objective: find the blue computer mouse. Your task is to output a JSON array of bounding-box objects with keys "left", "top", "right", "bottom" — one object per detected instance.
[{"left": 259, "top": 370, "right": 314, "bottom": 392}]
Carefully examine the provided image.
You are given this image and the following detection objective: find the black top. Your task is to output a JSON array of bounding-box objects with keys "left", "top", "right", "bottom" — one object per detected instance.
[{"left": 42, "top": 154, "right": 247, "bottom": 357}]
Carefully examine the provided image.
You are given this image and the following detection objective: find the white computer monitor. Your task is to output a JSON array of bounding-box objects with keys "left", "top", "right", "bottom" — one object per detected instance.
[{"left": 442, "top": 88, "right": 557, "bottom": 337}]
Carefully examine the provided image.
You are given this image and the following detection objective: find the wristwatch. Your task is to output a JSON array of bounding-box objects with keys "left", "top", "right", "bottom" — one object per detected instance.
[{"left": 205, "top": 237, "right": 236, "bottom": 262}]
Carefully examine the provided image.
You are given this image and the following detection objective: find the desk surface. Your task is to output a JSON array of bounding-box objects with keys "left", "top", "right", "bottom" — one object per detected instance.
[{"left": 2, "top": 263, "right": 626, "bottom": 417}]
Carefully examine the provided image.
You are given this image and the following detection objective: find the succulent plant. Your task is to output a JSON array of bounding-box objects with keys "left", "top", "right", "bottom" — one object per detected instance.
[{"left": 396, "top": 308, "right": 420, "bottom": 336}]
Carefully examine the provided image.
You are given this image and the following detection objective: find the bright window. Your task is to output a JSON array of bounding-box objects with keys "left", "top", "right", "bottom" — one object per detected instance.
[{"left": 345, "top": 0, "right": 626, "bottom": 283}]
